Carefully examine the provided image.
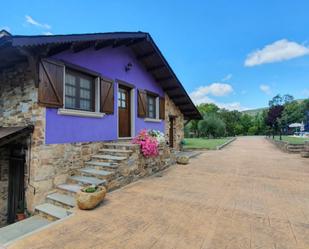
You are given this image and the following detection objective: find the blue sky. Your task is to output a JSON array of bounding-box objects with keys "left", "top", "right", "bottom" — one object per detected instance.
[{"left": 1, "top": 0, "right": 309, "bottom": 110}]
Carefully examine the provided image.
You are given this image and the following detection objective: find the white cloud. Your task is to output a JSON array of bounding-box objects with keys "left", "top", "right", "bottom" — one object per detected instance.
[
  {"left": 245, "top": 39, "right": 309, "bottom": 67},
  {"left": 190, "top": 83, "right": 233, "bottom": 102},
  {"left": 219, "top": 102, "right": 248, "bottom": 111},
  {"left": 189, "top": 83, "right": 246, "bottom": 111},
  {"left": 222, "top": 73, "right": 232, "bottom": 82},
  {"left": 25, "top": 15, "right": 51, "bottom": 29},
  {"left": 43, "top": 31, "right": 53, "bottom": 35},
  {"left": 260, "top": 84, "right": 271, "bottom": 95}
]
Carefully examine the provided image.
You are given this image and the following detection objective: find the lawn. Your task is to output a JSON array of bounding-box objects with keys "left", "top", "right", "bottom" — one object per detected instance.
[
  {"left": 183, "top": 138, "right": 232, "bottom": 150},
  {"left": 273, "top": 135, "right": 309, "bottom": 144}
]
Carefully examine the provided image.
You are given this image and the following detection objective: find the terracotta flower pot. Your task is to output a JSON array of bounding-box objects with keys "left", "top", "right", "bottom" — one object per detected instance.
[
  {"left": 16, "top": 213, "right": 26, "bottom": 221},
  {"left": 76, "top": 186, "right": 106, "bottom": 210}
]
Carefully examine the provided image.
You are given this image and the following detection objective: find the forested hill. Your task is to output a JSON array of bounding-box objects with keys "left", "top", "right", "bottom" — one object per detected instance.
[
  {"left": 242, "top": 107, "right": 267, "bottom": 116},
  {"left": 242, "top": 99, "right": 306, "bottom": 116}
]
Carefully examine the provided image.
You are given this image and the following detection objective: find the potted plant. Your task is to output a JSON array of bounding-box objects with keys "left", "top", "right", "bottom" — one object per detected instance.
[
  {"left": 76, "top": 185, "right": 106, "bottom": 210},
  {"left": 16, "top": 201, "right": 26, "bottom": 221}
]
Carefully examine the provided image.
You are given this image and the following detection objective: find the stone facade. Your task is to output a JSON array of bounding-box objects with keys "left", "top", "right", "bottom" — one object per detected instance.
[
  {"left": 164, "top": 94, "right": 185, "bottom": 151},
  {"left": 107, "top": 144, "right": 176, "bottom": 191},
  {"left": 0, "top": 64, "right": 185, "bottom": 220},
  {"left": 0, "top": 147, "right": 9, "bottom": 226}
]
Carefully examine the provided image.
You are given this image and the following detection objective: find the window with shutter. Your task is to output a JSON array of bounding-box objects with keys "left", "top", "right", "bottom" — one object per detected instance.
[
  {"left": 64, "top": 69, "right": 95, "bottom": 112},
  {"left": 38, "top": 59, "right": 64, "bottom": 108},
  {"left": 138, "top": 89, "right": 147, "bottom": 118},
  {"left": 100, "top": 78, "right": 114, "bottom": 114}
]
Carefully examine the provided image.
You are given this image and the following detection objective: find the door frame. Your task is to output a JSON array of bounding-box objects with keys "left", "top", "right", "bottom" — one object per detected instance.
[
  {"left": 169, "top": 115, "right": 176, "bottom": 148},
  {"left": 117, "top": 81, "right": 135, "bottom": 139},
  {"left": 7, "top": 145, "right": 26, "bottom": 224}
]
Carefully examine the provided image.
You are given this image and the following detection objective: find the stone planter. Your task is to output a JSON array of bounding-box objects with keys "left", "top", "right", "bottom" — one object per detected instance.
[{"left": 76, "top": 186, "right": 106, "bottom": 210}]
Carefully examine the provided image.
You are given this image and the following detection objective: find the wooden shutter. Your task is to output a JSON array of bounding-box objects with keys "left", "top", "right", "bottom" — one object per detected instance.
[
  {"left": 38, "top": 59, "right": 64, "bottom": 107},
  {"left": 138, "top": 89, "right": 147, "bottom": 118},
  {"left": 159, "top": 97, "right": 165, "bottom": 120},
  {"left": 100, "top": 78, "right": 114, "bottom": 114}
]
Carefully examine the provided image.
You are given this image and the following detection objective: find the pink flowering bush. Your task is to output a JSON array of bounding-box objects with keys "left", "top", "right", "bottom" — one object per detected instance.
[{"left": 132, "top": 129, "right": 159, "bottom": 157}]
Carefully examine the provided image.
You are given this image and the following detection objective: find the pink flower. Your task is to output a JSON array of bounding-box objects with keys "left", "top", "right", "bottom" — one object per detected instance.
[{"left": 132, "top": 129, "right": 159, "bottom": 157}]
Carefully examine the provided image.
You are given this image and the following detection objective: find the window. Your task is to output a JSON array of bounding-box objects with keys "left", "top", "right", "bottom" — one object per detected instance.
[
  {"left": 65, "top": 69, "right": 95, "bottom": 112},
  {"left": 146, "top": 94, "right": 157, "bottom": 119},
  {"left": 118, "top": 88, "right": 127, "bottom": 108}
]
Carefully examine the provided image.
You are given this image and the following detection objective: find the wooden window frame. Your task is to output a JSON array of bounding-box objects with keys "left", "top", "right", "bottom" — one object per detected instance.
[
  {"left": 64, "top": 68, "right": 96, "bottom": 112},
  {"left": 146, "top": 93, "right": 158, "bottom": 119}
]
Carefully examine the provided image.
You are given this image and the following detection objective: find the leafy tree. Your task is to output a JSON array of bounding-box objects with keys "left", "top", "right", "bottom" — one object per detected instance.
[
  {"left": 219, "top": 109, "right": 241, "bottom": 136},
  {"left": 198, "top": 114, "right": 226, "bottom": 138},
  {"left": 234, "top": 124, "right": 244, "bottom": 135},
  {"left": 279, "top": 101, "right": 305, "bottom": 132},
  {"left": 197, "top": 103, "right": 219, "bottom": 115},
  {"left": 240, "top": 114, "right": 253, "bottom": 135},
  {"left": 266, "top": 105, "right": 284, "bottom": 138},
  {"left": 248, "top": 126, "right": 259, "bottom": 135}
]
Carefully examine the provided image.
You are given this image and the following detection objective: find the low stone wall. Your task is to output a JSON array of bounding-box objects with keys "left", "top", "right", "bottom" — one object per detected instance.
[
  {"left": 27, "top": 141, "right": 104, "bottom": 212},
  {"left": 266, "top": 137, "right": 305, "bottom": 153},
  {"left": 107, "top": 145, "right": 176, "bottom": 191}
]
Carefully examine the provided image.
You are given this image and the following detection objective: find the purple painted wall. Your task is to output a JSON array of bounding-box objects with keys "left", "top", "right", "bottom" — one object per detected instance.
[{"left": 45, "top": 46, "right": 165, "bottom": 144}]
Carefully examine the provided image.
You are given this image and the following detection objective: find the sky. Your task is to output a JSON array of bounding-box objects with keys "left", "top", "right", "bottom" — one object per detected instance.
[{"left": 1, "top": 0, "right": 309, "bottom": 111}]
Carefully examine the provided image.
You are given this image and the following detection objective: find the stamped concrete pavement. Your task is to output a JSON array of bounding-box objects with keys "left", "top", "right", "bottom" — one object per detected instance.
[{"left": 7, "top": 137, "right": 309, "bottom": 249}]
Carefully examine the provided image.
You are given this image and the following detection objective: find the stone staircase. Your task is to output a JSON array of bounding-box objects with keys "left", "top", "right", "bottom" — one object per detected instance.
[
  {"left": 286, "top": 144, "right": 305, "bottom": 153},
  {"left": 0, "top": 142, "right": 137, "bottom": 246}
]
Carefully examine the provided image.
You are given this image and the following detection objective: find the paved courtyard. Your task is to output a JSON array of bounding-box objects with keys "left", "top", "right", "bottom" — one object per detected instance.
[{"left": 7, "top": 137, "right": 309, "bottom": 249}]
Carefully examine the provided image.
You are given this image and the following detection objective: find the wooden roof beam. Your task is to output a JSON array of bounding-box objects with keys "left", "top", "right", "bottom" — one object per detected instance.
[
  {"left": 137, "top": 51, "right": 156, "bottom": 60},
  {"left": 169, "top": 94, "right": 186, "bottom": 98},
  {"left": 126, "top": 38, "right": 146, "bottom": 47},
  {"left": 162, "top": 85, "right": 179, "bottom": 91},
  {"left": 71, "top": 41, "right": 93, "bottom": 53},
  {"left": 147, "top": 65, "right": 165, "bottom": 72},
  {"left": 94, "top": 40, "right": 113, "bottom": 50},
  {"left": 156, "top": 76, "right": 174, "bottom": 82}
]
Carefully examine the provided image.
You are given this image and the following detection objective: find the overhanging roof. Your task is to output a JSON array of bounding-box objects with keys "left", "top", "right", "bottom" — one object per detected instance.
[
  {"left": 0, "top": 126, "right": 34, "bottom": 147},
  {"left": 0, "top": 30, "right": 202, "bottom": 119}
]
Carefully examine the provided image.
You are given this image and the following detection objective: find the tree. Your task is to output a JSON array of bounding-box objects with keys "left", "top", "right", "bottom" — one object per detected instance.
[
  {"left": 240, "top": 114, "right": 253, "bottom": 135},
  {"left": 280, "top": 101, "right": 305, "bottom": 133},
  {"left": 198, "top": 114, "right": 226, "bottom": 138},
  {"left": 219, "top": 109, "right": 242, "bottom": 136},
  {"left": 197, "top": 103, "right": 219, "bottom": 116},
  {"left": 266, "top": 105, "right": 284, "bottom": 138}
]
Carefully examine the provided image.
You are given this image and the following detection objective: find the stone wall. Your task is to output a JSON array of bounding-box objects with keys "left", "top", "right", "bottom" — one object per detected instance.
[
  {"left": 107, "top": 144, "right": 176, "bottom": 191},
  {"left": 0, "top": 69, "right": 107, "bottom": 212},
  {"left": 0, "top": 147, "right": 9, "bottom": 226},
  {"left": 28, "top": 141, "right": 103, "bottom": 211},
  {"left": 164, "top": 94, "right": 184, "bottom": 150}
]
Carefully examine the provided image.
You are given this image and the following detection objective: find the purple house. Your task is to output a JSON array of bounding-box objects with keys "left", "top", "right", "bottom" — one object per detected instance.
[{"left": 0, "top": 30, "right": 201, "bottom": 231}]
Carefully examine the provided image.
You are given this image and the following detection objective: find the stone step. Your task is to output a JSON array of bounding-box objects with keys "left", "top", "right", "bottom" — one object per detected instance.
[
  {"left": 85, "top": 161, "right": 118, "bottom": 167},
  {"left": 102, "top": 142, "right": 139, "bottom": 150},
  {"left": 99, "top": 148, "right": 133, "bottom": 154},
  {"left": 35, "top": 203, "right": 71, "bottom": 221},
  {"left": 79, "top": 168, "right": 114, "bottom": 179},
  {"left": 57, "top": 184, "right": 81, "bottom": 195},
  {"left": 91, "top": 154, "right": 127, "bottom": 161},
  {"left": 46, "top": 193, "right": 75, "bottom": 208},
  {"left": 0, "top": 215, "right": 52, "bottom": 245},
  {"left": 69, "top": 175, "right": 107, "bottom": 186},
  {"left": 85, "top": 161, "right": 119, "bottom": 171},
  {"left": 287, "top": 145, "right": 304, "bottom": 149}
]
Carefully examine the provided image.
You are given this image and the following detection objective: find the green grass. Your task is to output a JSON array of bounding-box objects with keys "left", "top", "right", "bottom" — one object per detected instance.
[
  {"left": 273, "top": 135, "right": 309, "bottom": 144},
  {"left": 183, "top": 138, "right": 231, "bottom": 150}
]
